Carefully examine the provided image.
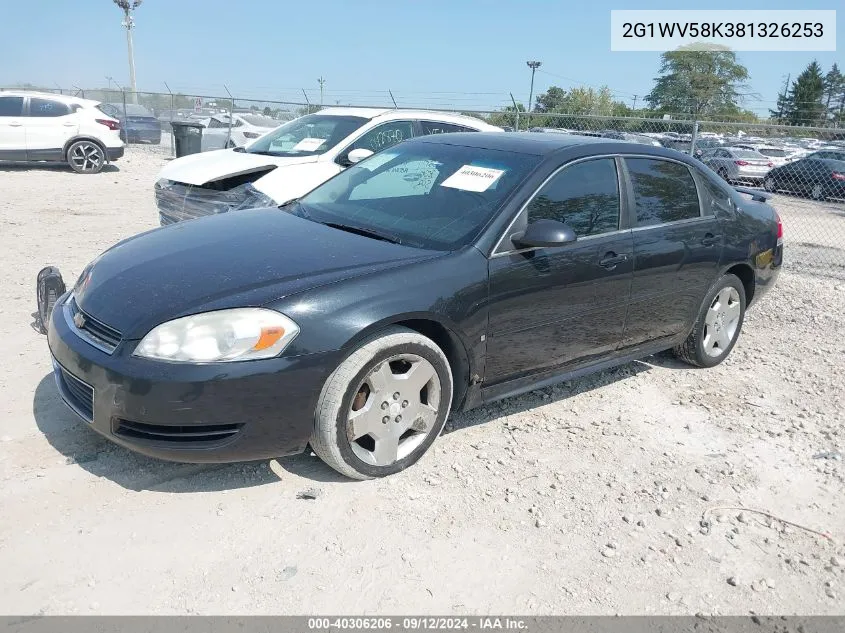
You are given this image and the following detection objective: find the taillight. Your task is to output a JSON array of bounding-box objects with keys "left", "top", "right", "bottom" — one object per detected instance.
[
  {"left": 767, "top": 162, "right": 774, "bottom": 168},
  {"left": 832, "top": 171, "right": 845, "bottom": 181},
  {"left": 96, "top": 118, "right": 120, "bottom": 130},
  {"left": 242, "top": 131, "right": 261, "bottom": 139},
  {"left": 775, "top": 211, "right": 783, "bottom": 244},
  {"left": 735, "top": 160, "right": 749, "bottom": 166}
]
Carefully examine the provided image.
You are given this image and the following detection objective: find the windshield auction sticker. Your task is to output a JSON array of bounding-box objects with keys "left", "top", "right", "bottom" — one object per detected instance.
[
  {"left": 292, "top": 137, "right": 326, "bottom": 151},
  {"left": 441, "top": 165, "right": 505, "bottom": 192},
  {"left": 611, "top": 10, "right": 836, "bottom": 51}
]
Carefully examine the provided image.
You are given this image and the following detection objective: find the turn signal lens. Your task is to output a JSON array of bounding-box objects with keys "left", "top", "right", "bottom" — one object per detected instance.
[{"left": 253, "top": 326, "right": 285, "bottom": 351}]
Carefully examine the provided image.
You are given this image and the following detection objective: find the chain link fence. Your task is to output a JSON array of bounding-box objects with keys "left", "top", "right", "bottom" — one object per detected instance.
[{"left": 9, "top": 86, "right": 845, "bottom": 276}]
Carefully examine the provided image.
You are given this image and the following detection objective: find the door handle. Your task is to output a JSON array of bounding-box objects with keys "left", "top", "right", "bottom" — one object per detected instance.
[
  {"left": 62, "top": 122, "right": 76, "bottom": 127},
  {"left": 701, "top": 233, "right": 721, "bottom": 246},
  {"left": 9, "top": 121, "right": 22, "bottom": 127},
  {"left": 599, "top": 252, "right": 628, "bottom": 269}
]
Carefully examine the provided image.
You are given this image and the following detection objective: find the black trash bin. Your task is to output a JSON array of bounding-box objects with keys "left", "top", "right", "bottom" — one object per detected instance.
[{"left": 170, "top": 121, "right": 205, "bottom": 158}]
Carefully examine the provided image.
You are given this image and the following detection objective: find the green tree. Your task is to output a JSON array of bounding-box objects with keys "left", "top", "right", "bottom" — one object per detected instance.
[
  {"left": 785, "top": 61, "right": 825, "bottom": 126},
  {"left": 645, "top": 48, "right": 750, "bottom": 118},
  {"left": 823, "top": 63, "right": 844, "bottom": 123}
]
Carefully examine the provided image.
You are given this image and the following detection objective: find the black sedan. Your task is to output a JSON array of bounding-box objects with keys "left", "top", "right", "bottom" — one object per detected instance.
[
  {"left": 763, "top": 151, "right": 845, "bottom": 200},
  {"left": 47, "top": 133, "right": 782, "bottom": 479},
  {"left": 98, "top": 103, "right": 162, "bottom": 144}
]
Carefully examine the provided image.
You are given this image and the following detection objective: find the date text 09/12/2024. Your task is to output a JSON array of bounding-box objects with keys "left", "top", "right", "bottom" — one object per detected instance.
[{"left": 307, "top": 618, "right": 527, "bottom": 630}]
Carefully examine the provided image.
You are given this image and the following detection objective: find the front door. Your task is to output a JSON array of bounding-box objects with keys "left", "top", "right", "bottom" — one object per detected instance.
[
  {"left": 619, "top": 157, "right": 722, "bottom": 349},
  {"left": 0, "top": 95, "right": 26, "bottom": 159},
  {"left": 485, "top": 157, "right": 633, "bottom": 386}
]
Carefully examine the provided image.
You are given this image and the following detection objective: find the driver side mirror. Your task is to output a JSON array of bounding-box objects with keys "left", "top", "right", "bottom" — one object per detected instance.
[
  {"left": 511, "top": 219, "right": 577, "bottom": 249},
  {"left": 347, "top": 148, "right": 374, "bottom": 165}
]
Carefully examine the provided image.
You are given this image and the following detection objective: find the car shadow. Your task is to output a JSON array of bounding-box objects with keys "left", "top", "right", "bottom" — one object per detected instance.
[
  {"left": 0, "top": 162, "right": 120, "bottom": 174},
  {"left": 32, "top": 355, "right": 671, "bottom": 488},
  {"left": 444, "top": 357, "right": 658, "bottom": 435}
]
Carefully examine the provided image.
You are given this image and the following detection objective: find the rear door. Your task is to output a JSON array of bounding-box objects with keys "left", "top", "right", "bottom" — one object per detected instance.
[
  {"left": 23, "top": 97, "right": 78, "bottom": 159},
  {"left": 0, "top": 95, "right": 27, "bottom": 159},
  {"left": 619, "top": 156, "right": 722, "bottom": 350}
]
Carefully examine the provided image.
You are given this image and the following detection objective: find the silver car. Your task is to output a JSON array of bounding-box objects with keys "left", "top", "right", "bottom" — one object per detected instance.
[{"left": 701, "top": 147, "right": 772, "bottom": 184}]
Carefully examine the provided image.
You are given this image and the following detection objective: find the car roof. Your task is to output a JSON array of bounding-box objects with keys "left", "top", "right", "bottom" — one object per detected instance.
[
  {"left": 312, "top": 107, "right": 500, "bottom": 130},
  {"left": 0, "top": 89, "right": 99, "bottom": 107},
  {"left": 412, "top": 131, "right": 690, "bottom": 158}
]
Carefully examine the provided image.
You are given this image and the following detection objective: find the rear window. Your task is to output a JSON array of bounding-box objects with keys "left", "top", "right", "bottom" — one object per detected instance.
[
  {"left": 104, "top": 103, "right": 153, "bottom": 117},
  {"left": 241, "top": 115, "right": 279, "bottom": 127},
  {"left": 731, "top": 149, "right": 766, "bottom": 159},
  {"left": 758, "top": 148, "right": 786, "bottom": 157}
]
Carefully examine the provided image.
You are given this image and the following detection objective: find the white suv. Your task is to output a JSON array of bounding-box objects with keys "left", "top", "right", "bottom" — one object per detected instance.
[
  {"left": 0, "top": 91, "right": 124, "bottom": 174},
  {"left": 155, "top": 107, "right": 501, "bottom": 224}
]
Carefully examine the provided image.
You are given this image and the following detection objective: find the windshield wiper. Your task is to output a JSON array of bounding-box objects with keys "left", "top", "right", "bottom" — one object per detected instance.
[
  {"left": 232, "top": 146, "right": 246, "bottom": 153},
  {"left": 322, "top": 222, "right": 403, "bottom": 245}
]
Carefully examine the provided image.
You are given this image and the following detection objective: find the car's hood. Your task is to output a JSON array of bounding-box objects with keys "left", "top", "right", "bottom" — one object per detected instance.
[
  {"left": 74, "top": 209, "right": 440, "bottom": 339},
  {"left": 156, "top": 149, "right": 321, "bottom": 186}
]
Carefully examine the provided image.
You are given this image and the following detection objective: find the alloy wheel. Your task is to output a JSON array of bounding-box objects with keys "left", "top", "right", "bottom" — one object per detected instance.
[
  {"left": 346, "top": 354, "right": 441, "bottom": 466},
  {"left": 69, "top": 142, "right": 104, "bottom": 173},
  {"left": 702, "top": 287, "right": 741, "bottom": 358}
]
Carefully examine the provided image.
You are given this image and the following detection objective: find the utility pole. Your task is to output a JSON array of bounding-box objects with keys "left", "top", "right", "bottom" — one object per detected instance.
[
  {"left": 526, "top": 61, "right": 541, "bottom": 113},
  {"left": 113, "top": 1, "right": 142, "bottom": 104},
  {"left": 631, "top": 95, "right": 638, "bottom": 111},
  {"left": 317, "top": 77, "right": 326, "bottom": 107}
]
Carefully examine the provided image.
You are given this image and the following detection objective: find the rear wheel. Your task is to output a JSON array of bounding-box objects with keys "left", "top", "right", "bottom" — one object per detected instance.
[
  {"left": 67, "top": 140, "right": 105, "bottom": 174},
  {"left": 311, "top": 326, "right": 453, "bottom": 480},
  {"left": 810, "top": 183, "right": 826, "bottom": 201},
  {"left": 674, "top": 274, "right": 746, "bottom": 368}
]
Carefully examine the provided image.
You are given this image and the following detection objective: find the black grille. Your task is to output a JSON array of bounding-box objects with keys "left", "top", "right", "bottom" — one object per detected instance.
[
  {"left": 58, "top": 367, "right": 94, "bottom": 421},
  {"left": 70, "top": 298, "right": 122, "bottom": 352},
  {"left": 114, "top": 420, "right": 243, "bottom": 444}
]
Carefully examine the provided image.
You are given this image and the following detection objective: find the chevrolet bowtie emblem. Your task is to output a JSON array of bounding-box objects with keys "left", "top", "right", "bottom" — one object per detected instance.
[{"left": 73, "top": 312, "right": 86, "bottom": 329}]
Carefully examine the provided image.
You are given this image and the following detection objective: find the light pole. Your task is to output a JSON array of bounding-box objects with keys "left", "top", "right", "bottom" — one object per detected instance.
[
  {"left": 318, "top": 77, "right": 326, "bottom": 107},
  {"left": 113, "top": 0, "right": 142, "bottom": 104},
  {"left": 526, "top": 61, "right": 542, "bottom": 113}
]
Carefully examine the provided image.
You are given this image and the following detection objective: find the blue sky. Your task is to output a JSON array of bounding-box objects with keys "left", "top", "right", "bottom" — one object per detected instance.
[{"left": 0, "top": 0, "right": 840, "bottom": 115}]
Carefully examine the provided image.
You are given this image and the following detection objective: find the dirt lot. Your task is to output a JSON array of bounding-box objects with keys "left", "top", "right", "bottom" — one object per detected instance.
[{"left": 0, "top": 146, "right": 843, "bottom": 615}]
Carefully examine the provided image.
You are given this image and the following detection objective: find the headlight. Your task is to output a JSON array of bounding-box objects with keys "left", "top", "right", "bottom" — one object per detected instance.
[{"left": 134, "top": 308, "right": 299, "bottom": 362}]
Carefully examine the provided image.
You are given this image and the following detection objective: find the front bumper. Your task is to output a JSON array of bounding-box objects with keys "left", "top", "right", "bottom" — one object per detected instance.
[{"left": 47, "top": 293, "right": 335, "bottom": 463}]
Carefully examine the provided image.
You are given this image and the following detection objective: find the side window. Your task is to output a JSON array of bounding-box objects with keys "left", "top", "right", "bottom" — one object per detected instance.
[
  {"left": 626, "top": 158, "right": 702, "bottom": 227},
  {"left": 207, "top": 118, "right": 226, "bottom": 128},
  {"left": 0, "top": 96, "right": 24, "bottom": 117},
  {"left": 525, "top": 158, "right": 620, "bottom": 237},
  {"left": 29, "top": 98, "right": 71, "bottom": 117},
  {"left": 348, "top": 121, "right": 414, "bottom": 154},
  {"left": 420, "top": 121, "right": 474, "bottom": 135},
  {"left": 348, "top": 157, "right": 440, "bottom": 201}
]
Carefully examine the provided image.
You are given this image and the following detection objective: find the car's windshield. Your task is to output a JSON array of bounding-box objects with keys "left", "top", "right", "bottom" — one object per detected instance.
[
  {"left": 758, "top": 148, "right": 786, "bottom": 157},
  {"left": 730, "top": 149, "right": 767, "bottom": 159},
  {"left": 245, "top": 114, "right": 368, "bottom": 156},
  {"left": 290, "top": 140, "right": 542, "bottom": 251},
  {"left": 242, "top": 114, "right": 280, "bottom": 128}
]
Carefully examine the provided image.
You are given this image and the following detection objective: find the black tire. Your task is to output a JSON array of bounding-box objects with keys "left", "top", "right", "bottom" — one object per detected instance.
[
  {"left": 810, "top": 183, "right": 826, "bottom": 201},
  {"left": 67, "top": 140, "right": 105, "bottom": 174},
  {"left": 674, "top": 274, "right": 746, "bottom": 368},
  {"left": 311, "top": 326, "right": 453, "bottom": 480}
]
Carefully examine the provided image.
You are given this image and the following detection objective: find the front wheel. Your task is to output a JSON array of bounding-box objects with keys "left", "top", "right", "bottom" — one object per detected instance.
[
  {"left": 311, "top": 326, "right": 453, "bottom": 480},
  {"left": 810, "top": 183, "right": 826, "bottom": 201},
  {"left": 67, "top": 140, "right": 105, "bottom": 174},
  {"left": 674, "top": 274, "right": 746, "bottom": 368},
  {"left": 763, "top": 176, "right": 777, "bottom": 192}
]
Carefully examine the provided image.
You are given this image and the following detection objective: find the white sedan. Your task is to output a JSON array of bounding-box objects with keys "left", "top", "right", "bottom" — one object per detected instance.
[
  {"left": 154, "top": 108, "right": 501, "bottom": 224},
  {"left": 200, "top": 113, "right": 284, "bottom": 151}
]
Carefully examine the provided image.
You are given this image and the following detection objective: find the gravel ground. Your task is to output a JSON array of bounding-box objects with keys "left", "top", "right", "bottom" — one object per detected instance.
[{"left": 0, "top": 145, "right": 843, "bottom": 615}]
